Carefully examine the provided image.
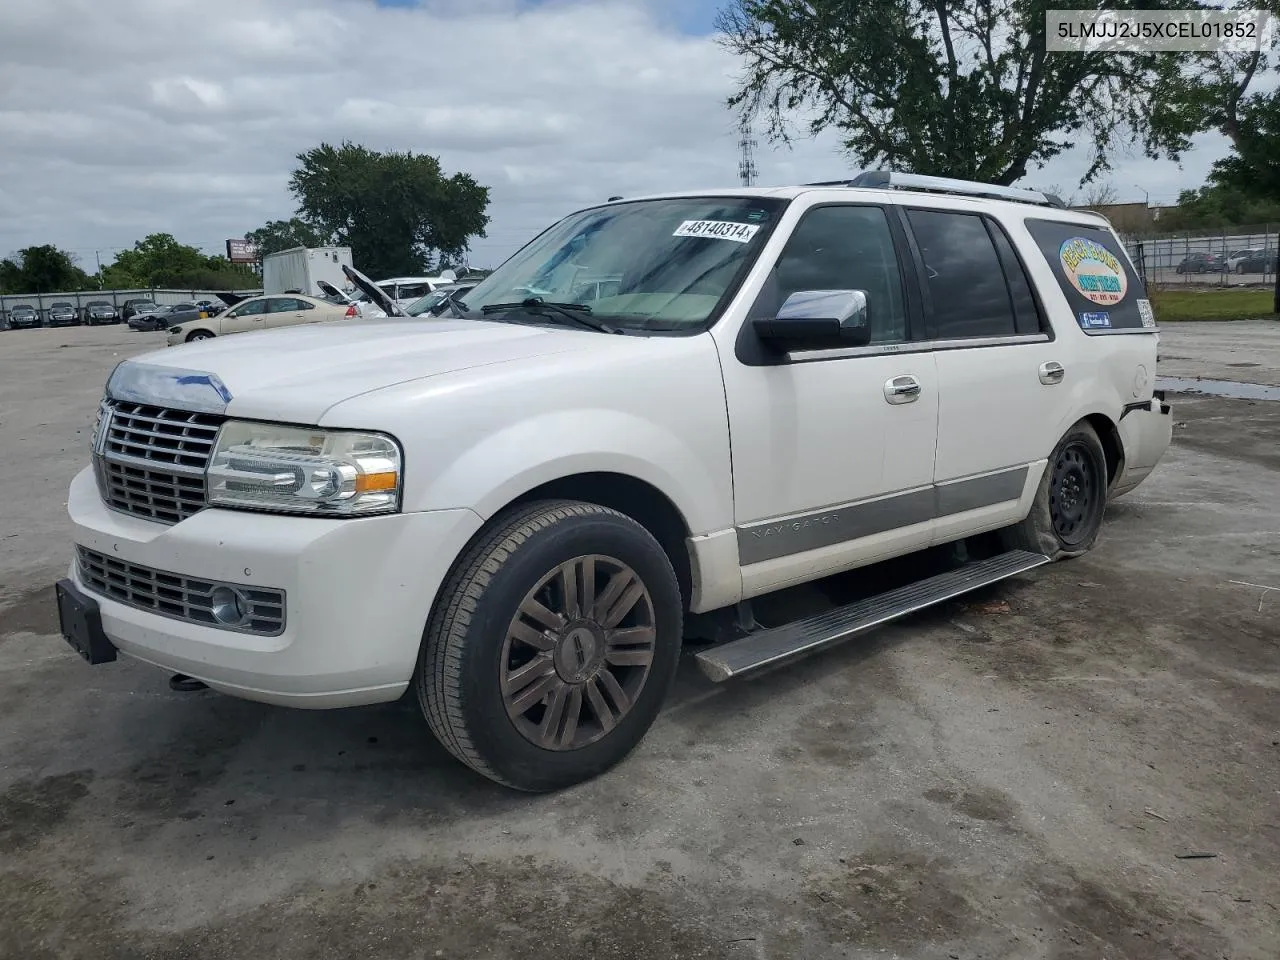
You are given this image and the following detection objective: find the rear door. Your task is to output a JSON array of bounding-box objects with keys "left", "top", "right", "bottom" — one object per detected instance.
[{"left": 902, "top": 207, "right": 1064, "bottom": 541}]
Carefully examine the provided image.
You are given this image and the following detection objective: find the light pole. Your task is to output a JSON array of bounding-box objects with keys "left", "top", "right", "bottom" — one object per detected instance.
[{"left": 1134, "top": 185, "right": 1150, "bottom": 206}]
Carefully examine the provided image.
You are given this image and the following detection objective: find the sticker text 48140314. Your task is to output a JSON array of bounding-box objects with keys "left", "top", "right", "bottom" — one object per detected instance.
[{"left": 673, "top": 220, "right": 761, "bottom": 243}]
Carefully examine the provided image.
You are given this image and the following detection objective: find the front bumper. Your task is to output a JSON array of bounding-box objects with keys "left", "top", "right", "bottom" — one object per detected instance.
[
  {"left": 1111, "top": 395, "right": 1173, "bottom": 498},
  {"left": 66, "top": 466, "right": 484, "bottom": 707}
]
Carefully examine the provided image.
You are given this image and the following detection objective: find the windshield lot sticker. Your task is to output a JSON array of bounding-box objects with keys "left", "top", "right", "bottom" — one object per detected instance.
[
  {"left": 673, "top": 220, "right": 761, "bottom": 243},
  {"left": 1137, "top": 298, "right": 1156, "bottom": 328},
  {"left": 1059, "top": 237, "right": 1128, "bottom": 305},
  {"left": 1079, "top": 311, "right": 1112, "bottom": 329}
]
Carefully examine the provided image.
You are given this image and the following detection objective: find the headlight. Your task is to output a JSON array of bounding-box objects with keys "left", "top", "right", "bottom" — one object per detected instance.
[{"left": 207, "top": 421, "right": 402, "bottom": 516}]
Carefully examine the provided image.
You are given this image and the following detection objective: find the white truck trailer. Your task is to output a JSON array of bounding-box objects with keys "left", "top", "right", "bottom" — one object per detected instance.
[{"left": 261, "top": 246, "right": 355, "bottom": 298}]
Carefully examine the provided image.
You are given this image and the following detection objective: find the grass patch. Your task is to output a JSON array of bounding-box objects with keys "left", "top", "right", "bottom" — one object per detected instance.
[{"left": 1150, "top": 288, "right": 1279, "bottom": 322}]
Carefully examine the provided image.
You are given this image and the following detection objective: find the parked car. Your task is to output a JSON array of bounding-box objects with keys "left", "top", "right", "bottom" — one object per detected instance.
[
  {"left": 348, "top": 275, "right": 457, "bottom": 316},
  {"left": 316, "top": 280, "right": 369, "bottom": 316},
  {"left": 1175, "top": 252, "right": 1225, "bottom": 274},
  {"left": 120, "top": 298, "right": 158, "bottom": 323},
  {"left": 82, "top": 301, "right": 119, "bottom": 325},
  {"left": 404, "top": 283, "right": 476, "bottom": 318},
  {"left": 1224, "top": 249, "right": 1256, "bottom": 273},
  {"left": 127, "top": 304, "right": 169, "bottom": 331},
  {"left": 60, "top": 171, "right": 1172, "bottom": 793},
  {"left": 161, "top": 302, "right": 206, "bottom": 326},
  {"left": 165, "top": 293, "right": 353, "bottom": 344},
  {"left": 1234, "top": 248, "right": 1275, "bottom": 274},
  {"left": 7, "top": 304, "right": 39, "bottom": 329},
  {"left": 45, "top": 301, "right": 79, "bottom": 328}
]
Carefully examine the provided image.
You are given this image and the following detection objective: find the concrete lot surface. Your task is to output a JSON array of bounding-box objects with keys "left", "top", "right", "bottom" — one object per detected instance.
[
  {"left": 2, "top": 322, "right": 1278, "bottom": 959},
  {"left": 1157, "top": 320, "right": 1280, "bottom": 387}
]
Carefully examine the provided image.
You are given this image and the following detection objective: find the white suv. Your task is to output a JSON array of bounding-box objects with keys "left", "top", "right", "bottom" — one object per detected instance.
[{"left": 56, "top": 172, "right": 1172, "bottom": 792}]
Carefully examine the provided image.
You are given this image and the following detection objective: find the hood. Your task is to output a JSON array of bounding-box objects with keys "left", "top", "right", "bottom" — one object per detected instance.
[{"left": 113, "top": 317, "right": 596, "bottom": 423}]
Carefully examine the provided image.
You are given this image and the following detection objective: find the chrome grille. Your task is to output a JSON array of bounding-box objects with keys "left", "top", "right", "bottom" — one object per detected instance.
[
  {"left": 76, "top": 546, "right": 286, "bottom": 636},
  {"left": 95, "top": 399, "right": 224, "bottom": 524}
]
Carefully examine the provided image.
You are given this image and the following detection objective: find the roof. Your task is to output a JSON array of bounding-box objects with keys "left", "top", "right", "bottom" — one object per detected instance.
[{"left": 598, "top": 172, "right": 1112, "bottom": 226}]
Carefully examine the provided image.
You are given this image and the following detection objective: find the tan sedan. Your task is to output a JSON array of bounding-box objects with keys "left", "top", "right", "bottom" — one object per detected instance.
[{"left": 165, "top": 294, "right": 357, "bottom": 346}]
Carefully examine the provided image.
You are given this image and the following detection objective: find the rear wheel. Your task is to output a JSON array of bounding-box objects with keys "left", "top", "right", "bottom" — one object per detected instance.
[
  {"left": 417, "top": 500, "right": 682, "bottom": 792},
  {"left": 1001, "top": 420, "right": 1108, "bottom": 560}
]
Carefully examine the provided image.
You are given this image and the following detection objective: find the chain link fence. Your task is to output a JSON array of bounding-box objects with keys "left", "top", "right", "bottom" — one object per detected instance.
[
  {"left": 1122, "top": 225, "right": 1278, "bottom": 288},
  {"left": 0, "top": 288, "right": 262, "bottom": 326}
]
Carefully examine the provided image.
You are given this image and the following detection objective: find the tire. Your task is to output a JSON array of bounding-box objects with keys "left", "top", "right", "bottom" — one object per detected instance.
[
  {"left": 1000, "top": 420, "right": 1108, "bottom": 561},
  {"left": 417, "top": 499, "right": 683, "bottom": 792},
  {"left": 186, "top": 330, "right": 214, "bottom": 342}
]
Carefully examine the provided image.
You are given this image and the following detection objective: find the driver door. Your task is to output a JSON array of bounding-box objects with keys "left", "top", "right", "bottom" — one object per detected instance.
[{"left": 717, "top": 202, "right": 939, "bottom": 597}]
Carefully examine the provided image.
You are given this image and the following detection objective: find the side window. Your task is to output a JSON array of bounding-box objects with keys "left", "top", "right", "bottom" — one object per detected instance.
[
  {"left": 267, "top": 297, "right": 305, "bottom": 313},
  {"left": 230, "top": 299, "right": 268, "bottom": 318},
  {"left": 397, "top": 283, "right": 429, "bottom": 301},
  {"left": 987, "top": 220, "right": 1044, "bottom": 335},
  {"left": 906, "top": 210, "right": 1016, "bottom": 340},
  {"left": 1023, "top": 218, "right": 1150, "bottom": 333},
  {"left": 774, "top": 205, "right": 909, "bottom": 344}
]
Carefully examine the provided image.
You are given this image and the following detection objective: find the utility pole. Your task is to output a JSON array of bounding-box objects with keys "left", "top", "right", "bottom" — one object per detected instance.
[
  {"left": 1264, "top": 248, "right": 1274, "bottom": 316},
  {"left": 738, "top": 120, "right": 759, "bottom": 188}
]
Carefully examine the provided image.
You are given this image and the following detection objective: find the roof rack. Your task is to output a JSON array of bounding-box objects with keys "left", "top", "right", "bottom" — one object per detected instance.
[{"left": 804, "top": 171, "right": 1066, "bottom": 209}]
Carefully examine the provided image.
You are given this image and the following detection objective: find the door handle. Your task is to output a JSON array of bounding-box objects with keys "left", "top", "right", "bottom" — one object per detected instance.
[
  {"left": 884, "top": 375, "right": 922, "bottom": 404},
  {"left": 1039, "top": 361, "right": 1065, "bottom": 385}
]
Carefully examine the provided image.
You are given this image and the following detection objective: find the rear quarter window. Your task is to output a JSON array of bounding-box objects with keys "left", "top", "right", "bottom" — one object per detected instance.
[{"left": 1023, "top": 219, "right": 1155, "bottom": 334}]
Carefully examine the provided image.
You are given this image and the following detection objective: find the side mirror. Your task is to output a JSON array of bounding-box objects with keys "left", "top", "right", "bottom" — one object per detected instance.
[{"left": 753, "top": 290, "right": 871, "bottom": 349}]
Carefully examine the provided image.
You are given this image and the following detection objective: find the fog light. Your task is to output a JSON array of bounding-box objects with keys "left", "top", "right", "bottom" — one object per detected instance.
[{"left": 210, "top": 586, "right": 252, "bottom": 626}]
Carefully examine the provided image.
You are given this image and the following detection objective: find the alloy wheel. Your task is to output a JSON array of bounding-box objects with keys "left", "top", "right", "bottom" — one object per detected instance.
[{"left": 500, "top": 554, "right": 656, "bottom": 751}]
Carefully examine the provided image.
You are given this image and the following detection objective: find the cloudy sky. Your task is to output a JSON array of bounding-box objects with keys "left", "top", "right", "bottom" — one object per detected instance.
[{"left": 0, "top": 0, "right": 1232, "bottom": 271}]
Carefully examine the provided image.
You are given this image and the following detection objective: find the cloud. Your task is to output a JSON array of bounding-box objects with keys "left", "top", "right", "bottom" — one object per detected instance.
[{"left": 0, "top": 0, "right": 1229, "bottom": 269}]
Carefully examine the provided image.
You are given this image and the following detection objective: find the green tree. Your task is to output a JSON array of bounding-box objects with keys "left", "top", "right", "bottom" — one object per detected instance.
[
  {"left": 0, "top": 245, "right": 91, "bottom": 292},
  {"left": 0, "top": 257, "right": 22, "bottom": 294},
  {"left": 1193, "top": 1, "right": 1280, "bottom": 200},
  {"left": 106, "top": 234, "right": 257, "bottom": 290},
  {"left": 1151, "top": 183, "right": 1280, "bottom": 232},
  {"left": 245, "top": 217, "right": 333, "bottom": 257},
  {"left": 716, "top": 0, "right": 1206, "bottom": 185},
  {"left": 289, "top": 141, "right": 490, "bottom": 277}
]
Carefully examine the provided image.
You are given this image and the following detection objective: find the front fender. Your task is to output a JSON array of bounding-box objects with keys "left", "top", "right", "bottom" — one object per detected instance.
[
  {"left": 321, "top": 336, "right": 736, "bottom": 538},
  {"left": 410, "top": 408, "right": 731, "bottom": 536}
]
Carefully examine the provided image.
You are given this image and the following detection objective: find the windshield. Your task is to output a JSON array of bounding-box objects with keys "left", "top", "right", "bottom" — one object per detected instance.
[
  {"left": 13, "top": 306, "right": 34, "bottom": 314},
  {"left": 458, "top": 196, "right": 785, "bottom": 331}
]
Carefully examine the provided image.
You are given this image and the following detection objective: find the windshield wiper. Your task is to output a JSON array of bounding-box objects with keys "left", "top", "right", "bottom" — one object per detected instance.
[{"left": 480, "top": 298, "right": 621, "bottom": 334}]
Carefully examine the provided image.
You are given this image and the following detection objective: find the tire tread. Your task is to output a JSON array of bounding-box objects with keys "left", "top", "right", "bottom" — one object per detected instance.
[{"left": 417, "top": 499, "right": 658, "bottom": 789}]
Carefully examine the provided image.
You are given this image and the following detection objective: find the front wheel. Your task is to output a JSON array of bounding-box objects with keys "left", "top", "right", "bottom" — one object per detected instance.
[
  {"left": 185, "top": 330, "right": 214, "bottom": 342},
  {"left": 1000, "top": 420, "right": 1108, "bottom": 560},
  {"left": 417, "top": 500, "right": 682, "bottom": 792}
]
